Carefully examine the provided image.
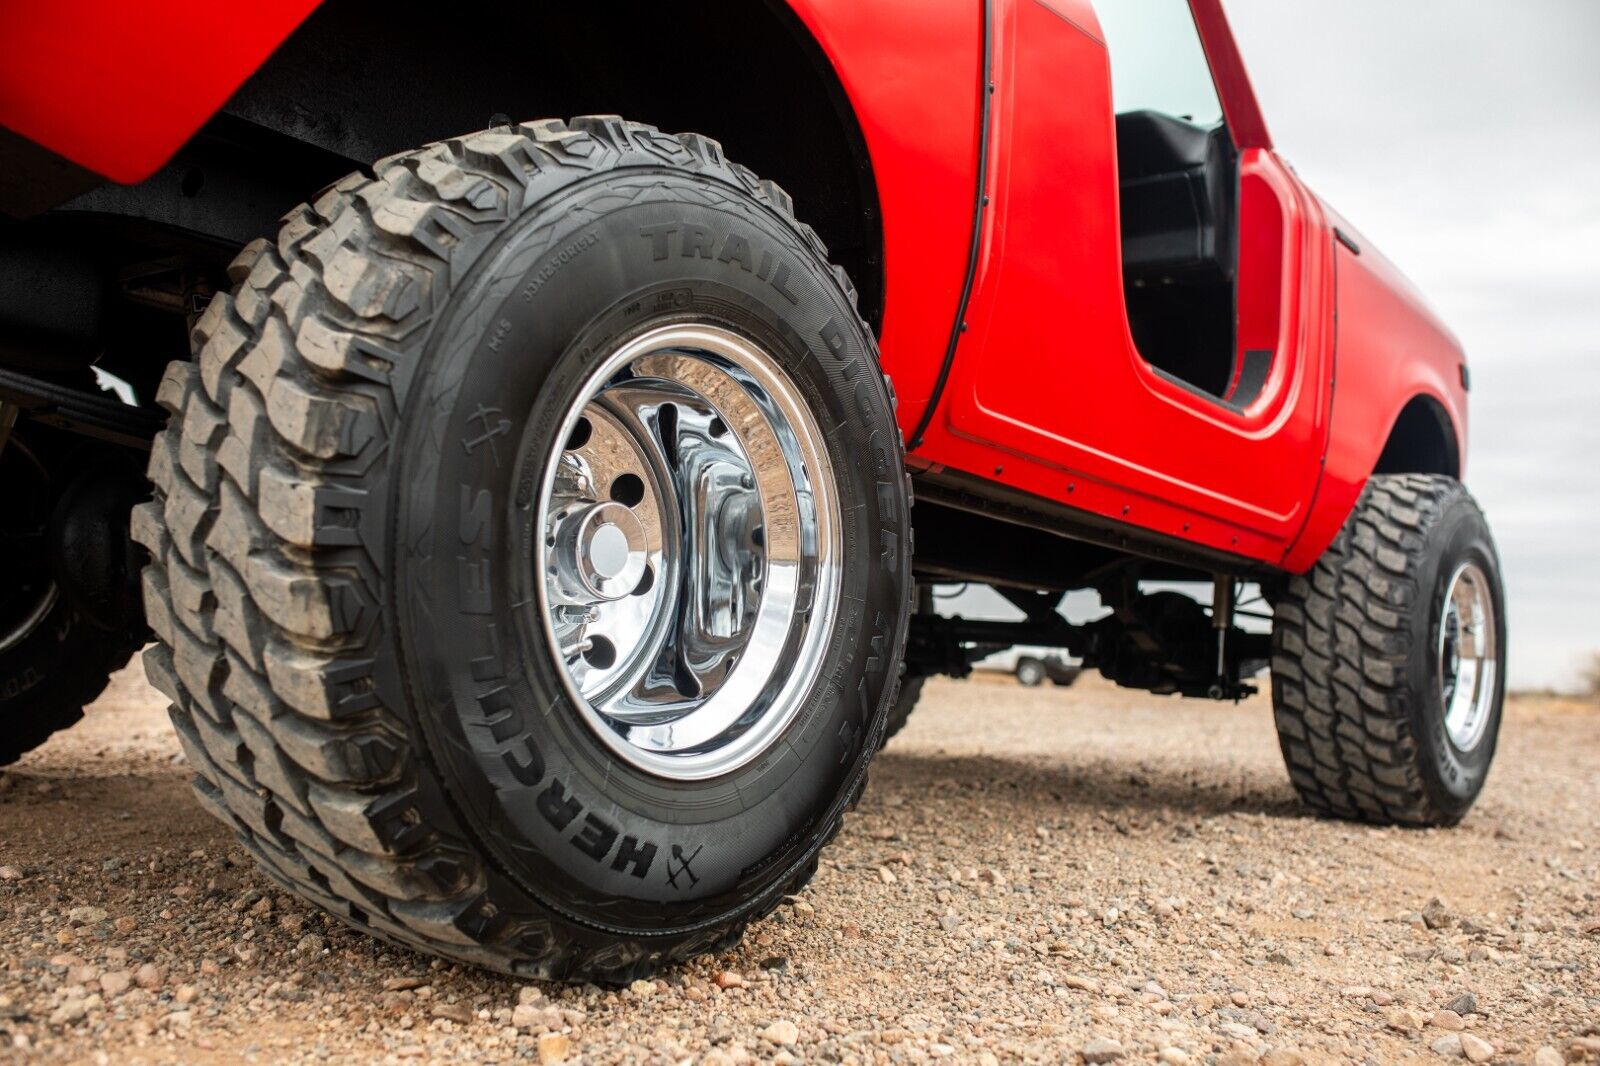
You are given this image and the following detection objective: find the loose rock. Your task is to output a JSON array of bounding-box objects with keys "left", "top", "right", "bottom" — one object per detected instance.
[
  {"left": 538, "top": 1032, "right": 570, "bottom": 1064},
  {"left": 760, "top": 1020, "right": 800, "bottom": 1046},
  {"left": 1081, "top": 1037, "right": 1125, "bottom": 1063}
]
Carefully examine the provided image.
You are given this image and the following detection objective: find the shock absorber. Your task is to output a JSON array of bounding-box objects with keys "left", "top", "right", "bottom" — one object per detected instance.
[{"left": 1208, "top": 574, "right": 1235, "bottom": 699}]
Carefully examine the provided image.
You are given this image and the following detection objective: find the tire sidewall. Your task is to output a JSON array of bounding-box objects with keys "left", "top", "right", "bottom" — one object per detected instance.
[
  {"left": 390, "top": 171, "right": 906, "bottom": 932},
  {"left": 0, "top": 598, "right": 76, "bottom": 711},
  {"left": 1, "top": 430, "right": 128, "bottom": 757},
  {"left": 1408, "top": 493, "right": 1506, "bottom": 817}
]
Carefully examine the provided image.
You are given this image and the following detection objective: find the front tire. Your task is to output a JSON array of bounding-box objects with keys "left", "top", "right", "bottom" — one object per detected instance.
[
  {"left": 1270, "top": 474, "right": 1506, "bottom": 827},
  {"left": 135, "top": 117, "right": 911, "bottom": 979}
]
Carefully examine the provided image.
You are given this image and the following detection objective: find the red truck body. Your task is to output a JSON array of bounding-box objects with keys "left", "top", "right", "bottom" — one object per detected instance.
[
  {"left": 0, "top": 0, "right": 1505, "bottom": 981},
  {"left": 0, "top": 0, "right": 1469, "bottom": 574}
]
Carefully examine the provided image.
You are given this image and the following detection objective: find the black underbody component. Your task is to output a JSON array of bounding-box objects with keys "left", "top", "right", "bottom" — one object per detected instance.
[
  {"left": 904, "top": 579, "right": 1267, "bottom": 701},
  {"left": 0, "top": 423, "right": 144, "bottom": 765}
]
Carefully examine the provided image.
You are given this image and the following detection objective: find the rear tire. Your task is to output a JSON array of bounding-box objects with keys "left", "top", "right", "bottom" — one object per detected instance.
[
  {"left": 1, "top": 430, "right": 139, "bottom": 765},
  {"left": 0, "top": 606, "right": 136, "bottom": 766},
  {"left": 1270, "top": 474, "right": 1505, "bottom": 827},
  {"left": 135, "top": 117, "right": 910, "bottom": 979},
  {"left": 883, "top": 674, "right": 927, "bottom": 742}
]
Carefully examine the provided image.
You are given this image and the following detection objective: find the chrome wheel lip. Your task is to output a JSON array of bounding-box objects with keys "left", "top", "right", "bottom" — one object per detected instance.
[
  {"left": 1438, "top": 561, "right": 1498, "bottom": 753},
  {"left": 534, "top": 323, "right": 841, "bottom": 781}
]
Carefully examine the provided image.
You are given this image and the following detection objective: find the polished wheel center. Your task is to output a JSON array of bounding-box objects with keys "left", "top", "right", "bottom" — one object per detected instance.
[
  {"left": 533, "top": 324, "right": 840, "bottom": 780},
  {"left": 1438, "top": 561, "right": 1497, "bottom": 753},
  {"left": 587, "top": 523, "right": 630, "bottom": 579},
  {"left": 551, "top": 501, "right": 648, "bottom": 602}
]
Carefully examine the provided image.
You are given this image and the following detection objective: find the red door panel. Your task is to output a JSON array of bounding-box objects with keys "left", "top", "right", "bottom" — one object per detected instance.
[
  {"left": 915, "top": 0, "right": 1334, "bottom": 565},
  {"left": 784, "top": 0, "right": 984, "bottom": 440}
]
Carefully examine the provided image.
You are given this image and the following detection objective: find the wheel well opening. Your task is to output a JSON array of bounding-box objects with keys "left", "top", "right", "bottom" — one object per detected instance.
[
  {"left": 221, "top": 0, "right": 884, "bottom": 330},
  {"left": 1373, "top": 395, "right": 1460, "bottom": 478}
]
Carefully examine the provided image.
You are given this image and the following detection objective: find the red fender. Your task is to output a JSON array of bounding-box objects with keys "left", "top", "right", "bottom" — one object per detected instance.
[{"left": 0, "top": 2, "right": 319, "bottom": 184}]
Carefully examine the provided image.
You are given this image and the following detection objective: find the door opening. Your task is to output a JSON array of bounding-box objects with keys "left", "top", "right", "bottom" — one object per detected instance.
[{"left": 1099, "top": 0, "right": 1275, "bottom": 408}]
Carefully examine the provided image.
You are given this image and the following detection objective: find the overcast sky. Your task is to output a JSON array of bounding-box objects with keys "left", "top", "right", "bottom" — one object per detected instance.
[
  {"left": 947, "top": 1, "right": 1600, "bottom": 690},
  {"left": 1225, "top": 0, "right": 1600, "bottom": 689}
]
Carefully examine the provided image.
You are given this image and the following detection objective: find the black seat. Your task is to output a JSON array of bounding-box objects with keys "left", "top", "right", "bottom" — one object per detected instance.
[
  {"left": 1114, "top": 110, "right": 1234, "bottom": 280},
  {"left": 1115, "top": 109, "right": 1211, "bottom": 180},
  {"left": 1114, "top": 110, "right": 1240, "bottom": 399}
]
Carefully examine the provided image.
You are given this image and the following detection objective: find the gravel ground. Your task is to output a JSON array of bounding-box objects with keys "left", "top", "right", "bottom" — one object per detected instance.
[{"left": 1, "top": 663, "right": 1597, "bottom": 1066}]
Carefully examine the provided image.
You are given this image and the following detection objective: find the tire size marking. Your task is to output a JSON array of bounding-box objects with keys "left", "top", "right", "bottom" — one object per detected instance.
[{"left": 519, "top": 231, "right": 600, "bottom": 304}]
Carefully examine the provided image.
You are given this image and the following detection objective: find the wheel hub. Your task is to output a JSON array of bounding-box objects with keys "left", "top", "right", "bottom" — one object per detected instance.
[
  {"left": 533, "top": 323, "right": 840, "bottom": 780},
  {"left": 551, "top": 501, "right": 648, "bottom": 603},
  {"left": 1438, "top": 561, "right": 1497, "bottom": 752}
]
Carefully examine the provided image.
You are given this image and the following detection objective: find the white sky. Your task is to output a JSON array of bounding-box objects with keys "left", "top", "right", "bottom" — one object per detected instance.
[
  {"left": 1225, "top": 0, "right": 1600, "bottom": 689},
  {"left": 944, "top": 1, "right": 1600, "bottom": 691}
]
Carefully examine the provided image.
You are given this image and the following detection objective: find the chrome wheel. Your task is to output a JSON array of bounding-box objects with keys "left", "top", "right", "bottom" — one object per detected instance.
[
  {"left": 1438, "top": 561, "right": 1497, "bottom": 752},
  {"left": 535, "top": 324, "right": 840, "bottom": 780}
]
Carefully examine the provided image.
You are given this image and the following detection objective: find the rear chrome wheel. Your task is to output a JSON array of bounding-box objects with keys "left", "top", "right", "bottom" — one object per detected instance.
[
  {"left": 1439, "top": 561, "right": 1497, "bottom": 753},
  {"left": 536, "top": 324, "right": 841, "bottom": 780}
]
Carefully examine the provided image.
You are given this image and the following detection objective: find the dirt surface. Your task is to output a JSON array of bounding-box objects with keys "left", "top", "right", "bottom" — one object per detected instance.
[{"left": 2, "top": 664, "right": 1597, "bottom": 1066}]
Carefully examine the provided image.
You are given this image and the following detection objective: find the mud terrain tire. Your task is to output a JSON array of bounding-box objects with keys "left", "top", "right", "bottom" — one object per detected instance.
[
  {"left": 135, "top": 117, "right": 910, "bottom": 980},
  {"left": 882, "top": 674, "right": 927, "bottom": 742},
  {"left": 0, "top": 609, "right": 137, "bottom": 766},
  {"left": 1, "top": 434, "right": 140, "bottom": 765},
  {"left": 1271, "top": 474, "right": 1506, "bottom": 827}
]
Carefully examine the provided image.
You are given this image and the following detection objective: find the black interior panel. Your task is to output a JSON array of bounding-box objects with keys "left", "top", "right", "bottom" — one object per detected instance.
[{"left": 1115, "top": 110, "right": 1238, "bottom": 400}]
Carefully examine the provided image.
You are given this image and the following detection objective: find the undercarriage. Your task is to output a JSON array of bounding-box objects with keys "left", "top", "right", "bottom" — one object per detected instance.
[
  {"left": 0, "top": 364, "right": 1274, "bottom": 714},
  {"left": 904, "top": 577, "right": 1270, "bottom": 701}
]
